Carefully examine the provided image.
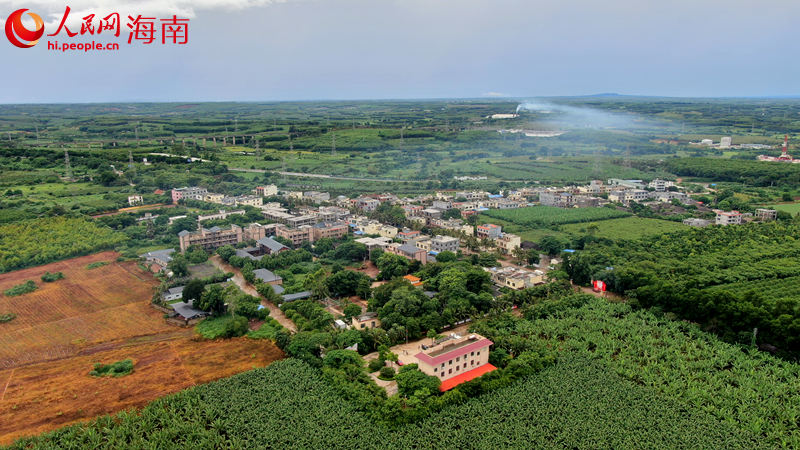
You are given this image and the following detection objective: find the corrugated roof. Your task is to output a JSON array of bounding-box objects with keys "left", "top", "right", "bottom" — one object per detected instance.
[{"left": 439, "top": 363, "right": 497, "bottom": 391}]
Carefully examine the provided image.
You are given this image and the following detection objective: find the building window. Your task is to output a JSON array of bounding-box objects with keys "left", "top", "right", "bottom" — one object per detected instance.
[
  {"left": 456, "top": 356, "right": 460, "bottom": 362},
  {"left": 456, "top": 366, "right": 459, "bottom": 371},
  {"left": 440, "top": 363, "right": 445, "bottom": 368},
  {"left": 449, "top": 369, "right": 452, "bottom": 374},
  {"left": 471, "top": 360, "right": 474, "bottom": 366},
  {"left": 360, "top": 324, "right": 365, "bottom": 329},
  {"left": 477, "top": 351, "right": 480, "bottom": 356},
  {"left": 471, "top": 351, "right": 474, "bottom": 356},
  {"left": 449, "top": 360, "right": 452, "bottom": 365},
  {"left": 463, "top": 363, "right": 467, "bottom": 369},
  {"left": 440, "top": 372, "right": 444, "bottom": 378}
]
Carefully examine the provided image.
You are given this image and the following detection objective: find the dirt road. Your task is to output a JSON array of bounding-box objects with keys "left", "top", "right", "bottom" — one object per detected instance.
[{"left": 209, "top": 256, "right": 297, "bottom": 332}]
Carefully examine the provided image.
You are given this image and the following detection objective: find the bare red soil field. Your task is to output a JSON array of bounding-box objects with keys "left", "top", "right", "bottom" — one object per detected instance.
[{"left": 0, "top": 252, "right": 285, "bottom": 444}]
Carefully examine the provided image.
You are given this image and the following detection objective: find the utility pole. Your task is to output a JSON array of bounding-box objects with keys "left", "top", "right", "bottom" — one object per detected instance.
[
  {"left": 64, "top": 148, "right": 72, "bottom": 180},
  {"left": 331, "top": 130, "right": 336, "bottom": 156}
]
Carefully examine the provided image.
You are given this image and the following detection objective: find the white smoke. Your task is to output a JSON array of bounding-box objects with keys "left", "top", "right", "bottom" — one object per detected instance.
[{"left": 515, "top": 100, "right": 641, "bottom": 129}]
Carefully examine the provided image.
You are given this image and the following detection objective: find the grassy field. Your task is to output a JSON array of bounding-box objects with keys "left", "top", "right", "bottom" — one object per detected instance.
[
  {"left": 560, "top": 216, "right": 687, "bottom": 240},
  {"left": 769, "top": 202, "right": 800, "bottom": 215},
  {"left": 482, "top": 206, "right": 630, "bottom": 228}
]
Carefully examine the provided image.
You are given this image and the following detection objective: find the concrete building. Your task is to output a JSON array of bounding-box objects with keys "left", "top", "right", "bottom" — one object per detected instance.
[
  {"left": 204, "top": 193, "right": 225, "bottom": 204},
  {"left": 312, "top": 221, "right": 349, "bottom": 241},
  {"left": 432, "top": 200, "right": 452, "bottom": 210},
  {"left": 422, "top": 208, "right": 443, "bottom": 220},
  {"left": 648, "top": 179, "right": 675, "bottom": 192},
  {"left": 608, "top": 189, "right": 649, "bottom": 204},
  {"left": 128, "top": 195, "right": 143, "bottom": 206},
  {"left": 415, "top": 333, "right": 494, "bottom": 391},
  {"left": 171, "top": 187, "right": 208, "bottom": 203},
  {"left": 178, "top": 225, "right": 243, "bottom": 252},
  {"left": 254, "top": 185, "right": 278, "bottom": 197},
  {"left": 756, "top": 208, "right": 778, "bottom": 221},
  {"left": 398, "top": 229, "right": 422, "bottom": 241},
  {"left": 387, "top": 242, "right": 428, "bottom": 264},
  {"left": 254, "top": 268, "right": 283, "bottom": 285},
  {"left": 496, "top": 233, "right": 522, "bottom": 254},
  {"left": 355, "top": 236, "right": 393, "bottom": 253},
  {"left": 720, "top": 136, "right": 732, "bottom": 149},
  {"left": 607, "top": 179, "right": 645, "bottom": 189},
  {"left": 276, "top": 224, "right": 314, "bottom": 246},
  {"left": 197, "top": 209, "right": 246, "bottom": 222},
  {"left": 357, "top": 197, "right": 381, "bottom": 212},
  {"left": 683, "top": 218, "right": 711, "bottom": 227},
  {"left": 352, "top": 312, "right": 380, "bottom": 329},
  {"left": 287, "top": 215, "right": 317, "bottom": 228},
  {"left": 140, "top": 248, "right": 175, "bottom": 272},
  {"left": 486, "top": 266, "right": 545, "bottom": 290},
  {"left": 715, "top": 210, "right": 743, "bottom": 226},
  {"left": 477, "top": 224, "right": 502, "bottom": 240},
  {"left": 539, "top": 192, "right": 574, "bottom": 208},
  {"left": 234, "top": 195, "right": 263, "bottom": 207},
  {"left": 430, "top": 235, "right": 459, "bottom": 253}
]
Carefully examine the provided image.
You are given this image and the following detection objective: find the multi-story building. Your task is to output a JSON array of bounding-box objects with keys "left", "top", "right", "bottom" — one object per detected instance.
[
  {"left": 398, "top": 229, "right": 422, "bottom": 241},
  {"left": 608, "top": 189, "right": 649, "bottom": 204},
  {"left": 402, "top": 205, "right": 424, "bottom": 217},
  {"left": 607, "top": 179, "right": 645, "bottom": 189},
  {"left": 178, "top": 225, "right": 242, "bottom": 252},
  {"left": 648, "top": 179, "right": 674, "bottom": 192},
  {"left": 415, "top": 237, "right": 432, "bottom": 252},
  {"left": 477, "top": 224, "right": 502, "bottom": 240},
  {"left": 496, "top": 233, "right": 521, "bottom": 254},
  {"left": 303, "top": 191, "right": 331, "bottom": 204},
  {"left": 276, "top": 224, "right": 314, "bottom": 246},
  {"left": 430, "top": 235, "right": 459, "bottom": 253},
  {"left": 539, "top": 192, "right": 574, "bottom": 208},
  {"left": 128, "top": 195, "right": 143, "bottom": 206},
  {"left": 654, "top": 191, "right": 690, "bottom": 204},
  {"left": 414, "top": 333, "right": 494, "bottom": 391},
  {"left": 357, "top": 197, "right": 381, "bottom": 212},
  {"left": 312, "top": 221, "right": 349, "bottom": 241},
  {"left": 171, "top": 187, "right": 208, "bottom": 204},
  {"left": 432, "top": 200, "right": 452, "bottom": 210},
  {"left": 261, "top": 208, "right": 295, "bottom": 223},
  {"left": 254, "top": 185, "right": 278, "bottom": 197},
  {"left": 235, "top": 195, "right": 263, "bottom": 207},
  {"left": 204, "top": 193, "right": 225, "bottom": 204},
  {"left": 355, "top": 236, "right": 393, "bottom": 253},
  {"left": 317, "top": 206, "right": 351, "bottom": 222},
  {"left": 387, "top": 242, "right": 428, "bottom": 264},
  {"left": 756, "top": 208, "right": 778, "bottom": 221},
  {"left": 286, "top": 215, "right": 317, "bottom": 228},
  {"left": 422, "top": 208, "right": 442, "bottom": 220},
  {"left": 715, "top": 210, "right": 743, "bottom": 226}
]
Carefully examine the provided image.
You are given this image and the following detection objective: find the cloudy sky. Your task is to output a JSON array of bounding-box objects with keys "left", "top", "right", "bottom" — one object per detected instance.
[{"left": 0, "top": 0, "right": 797, "bottom": 103}]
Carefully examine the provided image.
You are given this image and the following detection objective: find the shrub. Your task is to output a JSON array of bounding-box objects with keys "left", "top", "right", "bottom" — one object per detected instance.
[
  {"left": 379, "top": 366, "right": 396, "bottom": 380},
  {"left": 4, "top": 280, "right": 37, "bottom": 296},
  {"left": 0, "top": 313, "right": 17, "bottom": 323},
  {"left": 368, "top": 358, "right": 386, "bottom": 372},
  {"left": 196, "top": 315, "right": 250, "bottom": 339},
  {"left": 89, "top": 359, "right": 134, "bottom": 377},
  {"left": 86, "top": 261, "right": 109, "bottom": 270},
  {"left": 41, "top": 271, "right": 64, "bottom": 282}
]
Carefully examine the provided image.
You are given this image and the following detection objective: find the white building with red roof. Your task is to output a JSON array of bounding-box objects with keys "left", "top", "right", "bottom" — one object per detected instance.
[{"left": 415, "top": 333, "right": 495, "bottom": 391}]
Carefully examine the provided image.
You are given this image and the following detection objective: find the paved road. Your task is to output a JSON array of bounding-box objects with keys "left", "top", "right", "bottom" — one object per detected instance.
[{"left": 209, "top": 256, "right": 298, "bottom": 332}]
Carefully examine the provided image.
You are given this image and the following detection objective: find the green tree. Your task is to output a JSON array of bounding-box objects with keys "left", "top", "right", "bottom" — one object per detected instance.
[
  {"left": 343, "top": 303, "right": 363, "bottom": 322},
  {"left": 182, "top": 279, "right": 206, "bottom": 303},
  {"left": 376, "top": 252, "right": 410, "bottom": 280},
  {"left": 168, "top": 254, "right": 189, "bottom": 277},
  {"left": 196, "top": 283, "right": 226, "bottom": 314}
]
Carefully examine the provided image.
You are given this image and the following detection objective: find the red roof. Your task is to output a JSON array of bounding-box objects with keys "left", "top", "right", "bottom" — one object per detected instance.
[
  {"left": 439, "top": 363, "right": 497, "bottom": 391},
  {"left": 415, "top": 338, "right": 493, "bottom": 366}
]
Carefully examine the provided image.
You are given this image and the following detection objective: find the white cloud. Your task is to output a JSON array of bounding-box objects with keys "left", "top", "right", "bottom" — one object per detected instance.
[
  {"left": 0, "top": 1, "right": 291, "bottom": 28},
  {"left": 482, "top": 92, "right": 509, "bottom": 98}
]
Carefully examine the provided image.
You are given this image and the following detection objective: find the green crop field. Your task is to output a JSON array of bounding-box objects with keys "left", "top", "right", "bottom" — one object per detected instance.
[
  {"left": 482, "top": 206, "right": 630, "bottom": 228},
  {"left": 19, "top": 296, "right": 800, "bottom": 448},
  {"left": 560, "top": 216, "right": 686, "bottom": 240},
  {"left": 770, "top": 202, "right": 800, "bottom": 215}
]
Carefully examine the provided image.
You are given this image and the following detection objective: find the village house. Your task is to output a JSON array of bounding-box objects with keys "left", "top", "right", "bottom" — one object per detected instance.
[
  {"left": 254, "top": 268, "right": 283, "bottom": 286},
  {"left": 128, "top": 195, "right": 143, "bottom": 206},
  {"left": 486, "top": 266, "right": 545, "bottom": 290},
  {"left": 715, "top": 210, "right": 743, "bottom": 226},
  {"left": 171, "top": 186, "right": 208, "bottom": 203},
  {"left": 387, "top": 242, "right": 428, "bottom": 264},
  {"left": 140, "top": 248, "right": 175, "bottom": 272},
  {"left": 253, "top": 185, "right": 278, "bottom": 197},
  {"left": 477, "top": 224, "right": 502, "bottom": 240},
  {"left": 352, "top": 311, "right": 381, "bottom": 329},
  {"left": 756, "top": 208, "right": 778, "bottom": 221},
  {"left": 414, "top": 333, "right": 495, "bottom": 391}
]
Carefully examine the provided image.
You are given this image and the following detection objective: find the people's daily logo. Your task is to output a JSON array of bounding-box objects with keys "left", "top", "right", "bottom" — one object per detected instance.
[{"left": 5, "top": 9, "right": 44, "bottom": 48}]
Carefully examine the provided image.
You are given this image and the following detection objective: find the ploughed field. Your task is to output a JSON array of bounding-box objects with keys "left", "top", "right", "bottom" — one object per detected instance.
[{"left": 0, "top": 252, "right": 284, "bottom": 444}]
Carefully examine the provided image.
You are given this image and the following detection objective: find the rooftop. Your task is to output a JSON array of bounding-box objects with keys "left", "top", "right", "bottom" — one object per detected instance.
[
  {"left": 253, "top": 268, "right": 282, "bottom": 283},
  {"left": 439, "top": 363, "right": 497, "bottom": 391},
  {"left": 415, "top": 334, "right": 493, "bottom": 366}
]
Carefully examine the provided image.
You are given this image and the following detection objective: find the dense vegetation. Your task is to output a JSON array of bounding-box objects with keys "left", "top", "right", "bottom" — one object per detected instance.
[
  {"left": 667, "top": 157, "right": 800, "bottom": 186},
  {"left": 40, "top": 271, "right": 64, "bottom": 282},
  {"left": 0, "top": 313, "right": 16, "bottom": 324},
  {"left": 0, "top": 217, "right": 125, "bottom": 272},
  {"left": 562, "top": 222, "right": 800, "bottom": 353},
  {"left": 89, "top": 359, "right": 134, "bottom": 378},
  {"left": 3, "top": 280, "right": 37, "bottom": 297}
]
